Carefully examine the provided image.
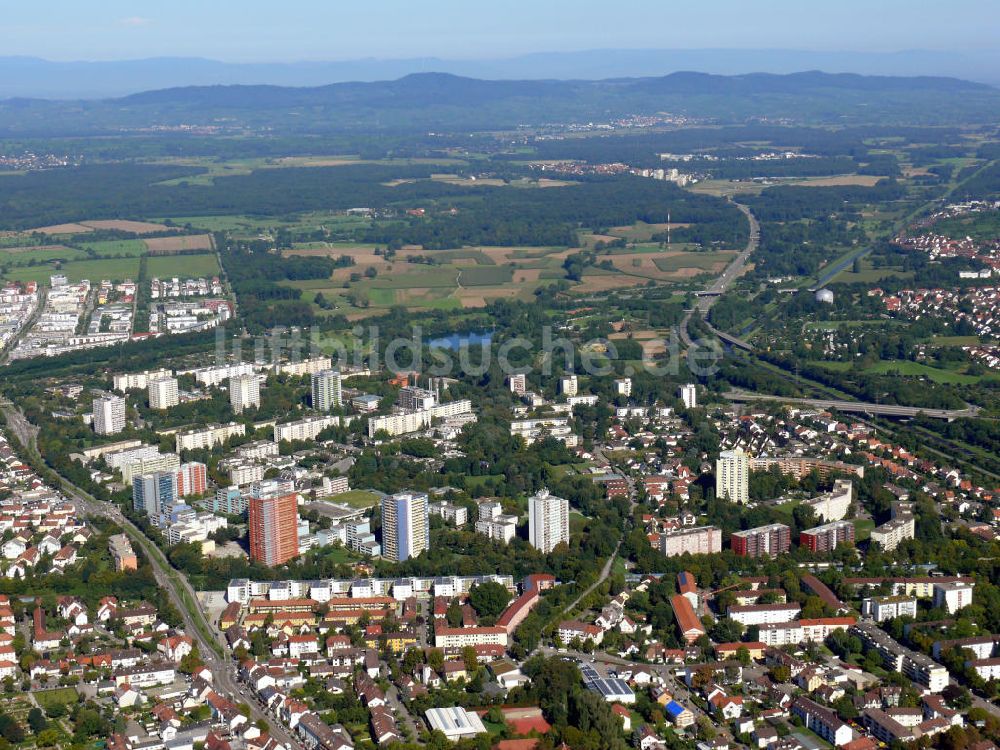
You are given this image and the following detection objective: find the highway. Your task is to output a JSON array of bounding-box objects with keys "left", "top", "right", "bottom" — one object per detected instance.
[
  {"left": 721, "top": 391, "right": 980, "bottom": 420},
  {"left": 0, "top": 403, "right": 300, "bottom": 748},
  {"left": 680, "top": 201, "right": 759, "bottom": 349}
]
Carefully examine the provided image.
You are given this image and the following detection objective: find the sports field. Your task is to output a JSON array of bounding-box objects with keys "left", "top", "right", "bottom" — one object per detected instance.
[
  {"left": 2, "top": 257, "right": 141, "bottom": 283},
  {"left": 146, "top": 253, "right": 221, "bottom": 278}
]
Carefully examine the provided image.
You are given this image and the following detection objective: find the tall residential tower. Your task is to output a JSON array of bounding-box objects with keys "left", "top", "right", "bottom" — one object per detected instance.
[
  {"left": 381, "top": 492, "right": 430, "bottom": 562},
  {"left": 248, "top": 480, "right": 299, "bottom": 566},
  {"left": 528, "top": 489, "right": 569, "bottom": 553}
]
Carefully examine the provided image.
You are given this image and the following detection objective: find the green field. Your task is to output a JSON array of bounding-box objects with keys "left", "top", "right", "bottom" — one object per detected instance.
[
  {"left": 0, "top": 236, "right": 46, "bottom": 248},
  {"left": 653, "top": 251, "right": 736, "bottom": 272},
  {"left": 805, "top": 320, "right": 907, "bottom": 331},
  {"left": 0, "top": 246, "right": 88, "bottom": 266},
  {"left": 316, "top": 544, "right": 361, "bottom": 564},
  {"left": 814, "top": 358, "right": 989, "bottom": 384},
  {"left": 854, "top": 519, "right": 876, "bottom": 541},
  {"left": 832, "top": 268, "right": 913, "bottom": 283},
  {"left": 34, "top": 686, "right": 79, "bottom": 710},
  {"left": 163, "top": 215, "right": 272, "bottom": 232},
  {"left": 79, "top": 239, "right": 148, "bottom": 256},
  {"left": 2, "top": 257, "right": 141, "bottom": 283},
  {"left": 864, "top": 359, "right": 987, "bottom": 384},
  {"left": 327, "top": 490, "right": 381, "bottom": 509},
  {"left": 146, "top": 253, "right": 221, "bottom": 278},
  {"left": 363, "top": 270, "right": 458, "bottom": 289},
  {"left": 922, "top": 335, "right": 983, "bottom": 346},
  {"left": 367, "top": 288, "right": 397, "bottom": 306},
  {"left": 436, "top": 249, "right": 496, "bottom": 265},
  {"left": 459, "top": 266, "right": 514, "bottom": 286}
]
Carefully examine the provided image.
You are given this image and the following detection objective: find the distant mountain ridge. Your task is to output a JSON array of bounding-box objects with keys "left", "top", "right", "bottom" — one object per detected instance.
[
  {"left": 120, "top": 70, "right": 991, "bottom": 107},
  {"left": 2, "top": 48, "right": 999, "bottom": 99},
  {"left": 0, "top": 70, "right": 997, "bottom": 135}
]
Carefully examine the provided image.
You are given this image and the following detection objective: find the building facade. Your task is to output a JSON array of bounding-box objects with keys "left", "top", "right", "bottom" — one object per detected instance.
[
  {"left": 660, "top": 526, "right": 722, "bottom": 558},
  {"left": 311, "top": 369, "right": 343, "bottom": 411},
  {"left": 800, "top": 520, "right": 855, "bottom": 553},
  {"left": 381, "top": 492, "right": 430, "bottom": 562},
  {"left": 148, "top": 376, "right": 179, "bottom": 410},
  {"left": 229, "top": 373, "right": 261, "bottom": 414},
  {"left": 679, "top": 383, "right": 697, "bottom": 409},
  {"left": 528, "top": 489, "right": 569, "bottom": 553},
  {"left": 133, "top": 471, "right": 178, "bottom": 516},
  {"left": 248, "top": 480, "right": 299, "bottom": 566},
  {"left": 731, "top": 523, "right": 791, "bottom": 558},
  {"left": 93, "top": 394, "right": 127, "bottom": 435},
  {"left": 716, "top": 448, "right": 749, "bottom": 504}
]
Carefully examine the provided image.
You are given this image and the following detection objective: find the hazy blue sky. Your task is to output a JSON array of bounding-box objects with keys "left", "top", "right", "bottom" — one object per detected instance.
[{"left": 4, "top": 0, "right": 997, "bottom": 61}]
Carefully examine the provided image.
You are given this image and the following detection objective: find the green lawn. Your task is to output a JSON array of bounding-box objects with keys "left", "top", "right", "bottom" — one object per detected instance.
[
  {"left": 0, "top": 246, "right": 88, "bottom": 266},
  {"left": 3, "top": 257, "right": 141, "bottom": 284},
  {"left": 922, "top": 335, "right": 983, "bottom": 346},
  {"left": 459, "top": 266, "right": 514, "bottom": 286},
  {"left": 34, "top": 687, "right": 79, "bottom": 710},
  {"left": 569, "top": 511, "right": 588, "bottom": 534},
  {"left": 864, "top": 359, "right": 985, "bottom": 384},
  {"left": 327, "top": 490, "right": 381, "bottom": 509},
  {"left": 79, "top": 239, "right": 149, "bottom": 256},
  {"left": 653, "top": 251, "right": 736, "bottom": 272},
  {"left": 547, "top": 463, "right": 579, "bottom": 479},
  {"left": 771, "top": 499, "right": 801, "bottom": 520},
  {"left": 146, "top": 253, "right": 220, "bottom": 278},
  {"left": 854, "top": 518, "right": 876, "bottom": 541},
  {"left": 366, "top": 288, "right": 397, "bottom": 306},
  {"left": 316, "top": 544, "right": 360, "bottom": 564},
  {"left": 364, "top": 270, "right": 458, "bottom": 289},
  {"left": 805, "top": 320, "right": 907, "bottom": 330},
  {"left": 164, "top": 215, "right": 266, "bottom": 232},
  {"left": 436, "top": 249, "right": 496, "bottom": 266},
  {"left": 816, "top": 358, "right": 990, "bottom": 384},
  {"left": 832, "top": 269, "right": 913, "bottom": 283}
]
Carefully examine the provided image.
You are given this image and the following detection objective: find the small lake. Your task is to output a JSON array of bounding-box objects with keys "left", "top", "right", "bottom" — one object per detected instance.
[{"left": 428, "top": 330, "right": 493, "bottom": 350}]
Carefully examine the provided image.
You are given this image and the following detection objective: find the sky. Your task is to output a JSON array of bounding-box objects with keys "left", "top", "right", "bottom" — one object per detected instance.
[{"left": 2, "top": 0, "right": 998, "bottom": 62}]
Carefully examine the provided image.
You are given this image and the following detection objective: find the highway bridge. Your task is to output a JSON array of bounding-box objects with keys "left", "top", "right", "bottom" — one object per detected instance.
[
  {"left": 713, "top": 328, "right": 754, "bottom": 351},
  {"left": 722, "top": 391, "right": 979, "bottom": 420},
  {"left": 680, "top": 201, "right": 759, "bottom": 349}
]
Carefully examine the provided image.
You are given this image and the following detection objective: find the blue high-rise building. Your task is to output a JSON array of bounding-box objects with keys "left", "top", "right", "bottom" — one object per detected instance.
[
  {"left": 381, "top": 492, "right": 429, "bottom": 562},
  {"left": 133, "top": 471, "right": 178, "bottom": 516}
]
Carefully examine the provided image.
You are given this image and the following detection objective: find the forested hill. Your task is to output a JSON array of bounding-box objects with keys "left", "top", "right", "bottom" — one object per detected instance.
[{"left": 1, "top": 70, "right": 997, "bottom": 135}]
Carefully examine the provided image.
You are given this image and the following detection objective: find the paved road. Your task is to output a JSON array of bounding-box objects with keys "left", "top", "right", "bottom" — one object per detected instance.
[
  {"left": 561, "top": 540, "right": 622, "bottom": 617},
  {"left": 680, "top": 201, "right": 759, "bottom": 349},
  {"left": 1, "top": 403, "right": 300, "bottom": 748},
  {"left": 722, "top": 391, "right": 979, "bottom": 420}
]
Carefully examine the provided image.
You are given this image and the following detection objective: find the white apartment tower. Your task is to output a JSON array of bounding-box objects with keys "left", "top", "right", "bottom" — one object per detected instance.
[
  {"left": 716, "top": 447, "right": 749, "bottom": 504},
  {"left": 528, "top": 489, "right": 569, "bottom": 553},
  {"left": 559, "top": 375, "right": 578, "bottom": 397},
  {"left": 614, "top": 378, "right": 632, "bottom": 396},
  {"left": 398, "top": 386, "right": 436, "bottom": 411},
  {"left": 679, "top": 383, "right": 697, "bottom": 410},
  {"left": 93, "top": 394, "right": 127, "bottom": 435},
  {"left": 381, "top": 492, "right": 430, "bottom": 562},
  {"left": 229, "top": 374, "right": 260, "bottom": 414},
  {"left": 508, "top": 373, "right": 527, "bottom": 395},
  {"left": 311, "top": 369, "right": 343, "bottom": 411},
  {"left": 148, "top": 377, "right": 179, "bottom": 410}
]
